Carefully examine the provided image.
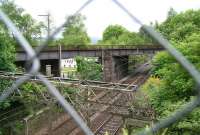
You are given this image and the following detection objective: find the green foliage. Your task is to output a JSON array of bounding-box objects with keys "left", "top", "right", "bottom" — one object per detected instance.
[
  {"left": 156, "top": 9, "right": 200, "bottom": 42},
  {"left": 151, "top": 34, "right": 200, "bottom": 101},
  {"left": 0, "top": 80, "right": 47, "bottom": 110},
  {"left": 0, "top": 0, "right": 45, "bottom": 112},
  {"left": 0, "top": 79, "right": 13, "bottom": 109},
  {"left": 142, "top": 77, "right": 200, "bottom": 134},
  {"left": 19, "top": 82, "right": 47, "bottom": 107},
  {"left": 76, "top": 56, "right": 102, "bottom": 80},
  {"left": 143, "top": 9, "right": 200, "bottom": 134},
  {"left": 102, "top": 25, "right": 128, "bottom": 41},
  {"left": 141, "top": 77, "right": 162, "bottom": 112},
  {"left": 58, "top": 14, "right": 90, "bottom": 46},
  {"left": 167, "top": 7, "right": 177, "bottom": 18},
  {"left": 99, "top": 24, "right": 150, "bottom": 45},
  {"left": 57, "top": 84, "right": 77, "bottom": 95},
  {"left": 0, "top": 117, "right": 25, "bottom": 135},
  {"left": 0, "top": 32, "right": 16, "bottom": 71},
  {"left": 1, "top": 0, "right": 43, "bottom": 45},
  {"left": 11, "top": 121, "right": 24, "bottom": 135},
  {"left": 0, "top": 0, "right": 44, "bottom": 71},
  {"left": 0, "top": 78, "right": 80, "bottom": 135}
]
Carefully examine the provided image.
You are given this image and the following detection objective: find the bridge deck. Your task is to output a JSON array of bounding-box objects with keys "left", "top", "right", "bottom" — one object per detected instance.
[
  {"left": 16, "top": 44, "right": 163, "bottom": 61},
  {"left": 16, "top": 44, "right": 162, "bottom": 51}
]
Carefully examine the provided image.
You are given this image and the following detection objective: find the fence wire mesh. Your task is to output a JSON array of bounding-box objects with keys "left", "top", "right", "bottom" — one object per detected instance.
[{"left": 0, "top": 0, "right": 200, "bottom": 135}]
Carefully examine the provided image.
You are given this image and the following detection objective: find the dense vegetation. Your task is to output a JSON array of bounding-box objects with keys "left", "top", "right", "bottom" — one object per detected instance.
[
  {"left": 0, "top": 0, "right": 44, "bottom": 71},
  {"left": 141, "top": 9, "right": 200, "bottom": 134},
  {"left": 0, "top": 1, "right": 56, "bottom": 134},
  {"left": 0, "top": 0, "right": 43, "bottom": 46},
  {"left": 57, "top": 14, "right": 91, "bottom": 46},
  {"left": 76, "top": 56, "right": 102, "bottom": 81},
  {"left": 0, "top": 0, "right": 45, "bottom": 109},
  {"left": 98, "top": 24, "right": 152, "bottom": 45},
  {"left": 0, "top": 80, "right": 48, "bottom": 134},
  {"left": 0, "top": 0, "right": 45, "bottom": 108}
]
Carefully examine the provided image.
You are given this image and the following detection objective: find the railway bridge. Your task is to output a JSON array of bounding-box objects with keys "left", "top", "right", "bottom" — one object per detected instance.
[{"left": 15, "top": 44, "right": 163, "bottom": 82}]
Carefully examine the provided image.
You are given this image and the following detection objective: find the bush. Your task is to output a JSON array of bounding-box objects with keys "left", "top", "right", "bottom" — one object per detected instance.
[
  {"left": 76, "top": 56, "right": 103, "bottom": 81},
  {"left": 141, "top": 33, "right": 200, "bottom": 134}
]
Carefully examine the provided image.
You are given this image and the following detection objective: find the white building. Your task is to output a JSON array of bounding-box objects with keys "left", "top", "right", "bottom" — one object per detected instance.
[{"left": 61, "top": 58, "right": 76, "bottom": 68}]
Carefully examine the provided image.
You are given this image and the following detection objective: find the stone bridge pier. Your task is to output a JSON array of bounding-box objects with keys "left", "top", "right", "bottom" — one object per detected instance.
[{"left": 103, "top": 51, "right": 128, "bottom": 82}]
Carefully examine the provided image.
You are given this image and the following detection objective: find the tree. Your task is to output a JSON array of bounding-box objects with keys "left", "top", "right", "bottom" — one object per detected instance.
[
  {"left": 0, "top": 32, "right": 15, "bottom": 71},
  {"left": 102, "top": 25, "right": 128, "bottom": 42},
  {"left": 117, "top": 32, "right": 147, "bottom": 45},
  {"left": 59, "top": 14, "right": 90, "bottom": 46},
  {"left": 0, "top": 0, "right": 45, "bottom": 109},
  {"left": 167, "top": 7, "right": 177, "bottom": 18},
  {"left": 0, "top": 0, "right": 44, "bottom": 71},
  {"left": 152, "top": 9, "right": 200, "bottom": 100},
  {"left": 76, "top": 56, "right": 102, "bottom": 81},
  {"left": 1, "top": 0, "right": 44, "bottom": 45},
  {"left": 0, "top": 0, "right": 18, "bottom": 71},
  {"left": 99, "top": 24, "right": 148, "bottom": 45},
  {"left": 156, "top": 9, "right": 200, "bottom": 41},
  {"left": 142, "top": 9, "right": 200, "bottom": 134}
]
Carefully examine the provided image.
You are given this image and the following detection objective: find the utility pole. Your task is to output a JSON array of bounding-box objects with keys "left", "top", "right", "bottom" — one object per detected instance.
[{"left": 38, "top": 13, "right": 50, "bottom": 39}]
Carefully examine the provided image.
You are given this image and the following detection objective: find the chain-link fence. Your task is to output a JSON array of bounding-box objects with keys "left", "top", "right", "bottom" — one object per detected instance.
[{"left": 1, "top": 0, "right": 200, "bottom": 134}]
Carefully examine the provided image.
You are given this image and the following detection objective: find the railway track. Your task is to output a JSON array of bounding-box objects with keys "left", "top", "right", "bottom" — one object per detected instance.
[
  {"left": 0, "top": 67, "right": 150, "bottom": 135},
  {"left": 92, "top": 72, "right": 149, "bottom": 135},
  {"left": 95, "top": 115, "right": 123, "bottom": 135}
]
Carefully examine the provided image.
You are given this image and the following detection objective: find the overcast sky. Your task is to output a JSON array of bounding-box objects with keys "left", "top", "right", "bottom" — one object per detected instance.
[{"left": 15, "top": 0, "right": 200, "bottom": 41}]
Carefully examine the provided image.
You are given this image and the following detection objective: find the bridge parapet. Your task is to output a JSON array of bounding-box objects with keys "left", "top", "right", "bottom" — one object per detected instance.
[{"left": 16, "top": 44, "right": 163, "bottom": 52}]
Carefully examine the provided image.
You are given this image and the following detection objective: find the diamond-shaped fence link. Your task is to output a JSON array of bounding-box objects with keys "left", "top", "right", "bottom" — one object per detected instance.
[{"left": 0, "top": 0, "right": 200, "bottom": 135}]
